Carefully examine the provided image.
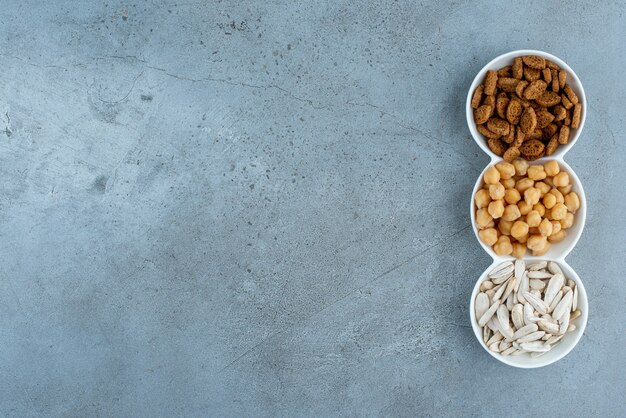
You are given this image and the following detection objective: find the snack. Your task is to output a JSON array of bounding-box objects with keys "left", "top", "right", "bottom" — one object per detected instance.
[
  {"left": 475, "top": 260, "right": 582, "bottom": 357},
  {"left": 471, "top": 55, "right": 583, "bottom": 160},
  {"left": 474, "top": 160, "right": 580, "bottom": 257}
]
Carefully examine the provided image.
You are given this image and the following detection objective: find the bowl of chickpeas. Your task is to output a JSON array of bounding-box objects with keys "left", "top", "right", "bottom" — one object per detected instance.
[{"left": 471, "top": 158, "right": 586, "bottom": 260}]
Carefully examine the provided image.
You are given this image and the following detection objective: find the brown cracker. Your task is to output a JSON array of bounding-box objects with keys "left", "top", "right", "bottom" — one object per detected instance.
[
  {"left": 520, "top": 107, "right": 537, "bottom": 134},
  {"left": 571, "top": 103, "right": 582, "bottom": 129},
  {"left": 487, "top": 137, "right": 507, "bottom": 156},
  {"left": 512, "top": 57, "right": 523, "bottom": 79},
  {"left": 524, "top": 80, "right": 547, "bottom": 100},
  {"left": 487, "top": 118, "right": 510, "bottom": 136},
  {"left": 558, "top": 125, "right": 570, "bottom": 144},
  {"left": 474, "top": 105, "right": 492, "bottom": 124},
  {"left": 471, "top": 85, "right": 484, "bottom": 109},
  {"left": 484, "top": 70, "right": 498, "bottom": 95}
]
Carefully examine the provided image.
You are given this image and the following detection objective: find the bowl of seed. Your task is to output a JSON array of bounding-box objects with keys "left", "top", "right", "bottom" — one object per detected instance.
[{"left": 469, "top": 259, "right": 587, "bottom": 368}]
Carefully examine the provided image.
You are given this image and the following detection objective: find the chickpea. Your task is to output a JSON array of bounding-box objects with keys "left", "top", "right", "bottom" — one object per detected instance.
[
  {"left": 551, "top": 202, "right": 568, "bottom": 221},
  {"left": 564, "top": 192, "right": 580, "bottom": 213},
  {"left": 495, "top": 162, "right": 516, "bottom": 179},
  {"left": 551, "top": 221, "right": 562, "bottom": 235},
  {"left": 526, "top": 210, "right": 542, "bottom": 227},
  {"left": 553, "top": 171, "right": 570, "bottom": 187},
  {"left": 515, "top": 178, "right": 534, "bottom": 193},
  {"left": 527, "top": 165, "right": 547, "bottom": 180},
  {"left": 558, "top": 185, "right": 572, "bottom": 195},
  {"left": 517, "top": 200, "right": 533, "bottom": 215},
  {"left": 534, "top": 181, "right": 551, "bottom": 196},
  {"left": 543, "top": 176, "right": 554, "bottom": 188},
  {"left": 488, "top": 199, "right": 505, "bottom": 219},
  {"left": 498, "top": 219, "right": 513, "bottom": 235},
  {"left": 538, "top": 218, "right": 553, "bottom": 237},
  {"left": 517, "top": 233, "right": 529, "bottom": 244},
  {"left": 504, "top": 188, "right": 521, "bottom": 205},
  {"left": 479, "top": 228, "right": 498, "bottom": 246},
  {"left": 548, "top": 230, "right": 567, "bottom": 243},
  {"left": 512, "top": 242, "right": 527, "bottom": 259},
  {"left": 512, "top": 159, "right": 529, "bottom": 176},
  {"left": 474, "top": 189, "right": 491, "bottom": 209},
  {"left": 524, "top": 187, "right": 541, "bottom": 206},
  {"left": 484, "top": 165, "right": 501, "bottom": 185},
  {"left": 532, "top": 240, "right": 551, "bottom": 256},
  {"left": 533, "top": 203, "right": 546, "bottom": 217},
  {"left": 550, "top": 189, "right": 565, "bottom": 204},
  {"left": 560, "top": 212, "right": 574, "bottom": 229},
  {"left": 502, "top": 204, "right": 521, "bottom": 222},
  {"left": 544, "top": 160, "right": 560, "bottom": 177},
  {"left": 510, "top": 220, "right": 529, "bottom": 239},
  {"left": 543, "top": 192, "right": 557, "bottom": 209},
  {"left": 501, "top": 178, "right": 516, "bottom": 189},
  {"left": 527, "top": 234, "right": 547, "bottom": 251},
  {"left": 493, "top": 235, "right": 513, "bottom": 256},
  {"left": 489, "top": 183, "right": 505, "bottom": 200},
  {"left": 476, "top": 208, "right": 492, "bottom": 229}
]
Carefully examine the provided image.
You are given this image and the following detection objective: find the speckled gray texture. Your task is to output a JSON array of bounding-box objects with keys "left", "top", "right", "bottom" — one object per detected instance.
[{"left": 1, "top": 1, "right": 624, "bottom": 416}]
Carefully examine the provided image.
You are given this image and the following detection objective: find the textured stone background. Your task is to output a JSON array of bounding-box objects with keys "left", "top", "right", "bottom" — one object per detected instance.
[{"left": 1, "top": 0, "right": 624, "bottom": 416}]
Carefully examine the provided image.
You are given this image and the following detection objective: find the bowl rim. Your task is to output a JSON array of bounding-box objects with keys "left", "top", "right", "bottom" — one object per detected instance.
[
  {"left": 469, "top": 258, "right": 588, "bottom": 368},
  {"left": 466, "top": 49, "right": 587, "bottom": 161}
]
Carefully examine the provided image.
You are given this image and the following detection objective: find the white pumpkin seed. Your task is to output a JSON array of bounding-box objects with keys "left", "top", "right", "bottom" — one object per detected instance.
[
  {"left": 506, "top": 291, "right": 514, "bottom": 311},
  {"left": 548, "top": 261, "right": 562, "bottom": 275},
  {"left": 529, "top": 279, "right": 546, "bottom": 290},
  {"left": 548, "top": 290, "right": 563, "bottom": 313},
  {"left": 520, "top": 341, "right": 551, "bottom": 352},
  {"left": 492, "top": 279, "right": 510, "bottom": 301},
  {"left": 528, "top": 261, "right": 547, "bottom": 271},
  {"left": 483, "top": 326, "right": 491, "bottom": 343},
  {"left": 480, "top": 280, "right": 495, "bottom": 291},
  {"left": 501, "top": 346, "right": 517, "bottom": 356},
  {"left": 499, "top": 340, "right": 512, "bottom": 351},
  {"left": 544, "top": 273, "right": 564, "bottom": 306},
  {"left": 538, "top": 318, "right": 559, "bottom": 334},
  {"left": 573, "top": 285, "right": 578, "bottom": 311},
  {"left": 523, "top": 291, "right": 549, "bottom": 314},
  {"left": 512, "top": 323, "right": 539, "bottom": 340},
  {"left": 501, "top": 278, "right": 516, "bottom": 302},
  {"left": 489, "top": 342, "right": 501, "bottom": 352},
  {"left": 478, "top": 301, "right": 500, "bottom": 327},
  {"left": 546, "top": 334, "right": 564, "bottom": 345},
  {"left": 486, "top": 289, "right": 496, "bottom": 299},
  {"left": 552, "top": 291, "right": 573, "bottom": 321},
  {"left": 475, "top": 292, "right": 490, "bottom": 321},
  {"left": 527, "top": 270, "right": 552, "bottom": 279},
  {"left": 559, "top": 309, "right": 570, "bottom": 335},
  {"left": 570, "top": 309, "right": 581, "bottom": 321},
  {"left": 514, "top": 260, "right": 525, "bottom": 281},
  {"left": 486, "top": 331, "right": 503, "bottom": 346},
  {"left": 511, "top": 304, "right": 525, "bottom": 329},
  {"left": 517, "top": 331, "right": 546, "bottom": 343}
]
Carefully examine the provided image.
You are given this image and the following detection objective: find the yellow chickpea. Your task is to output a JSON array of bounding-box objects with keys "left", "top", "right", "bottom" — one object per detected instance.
[
  {"left": 489, "top": 183, "right": 505, "bottom": 200},
  {"left": 549, "top": 230, "right": 567, "bottom": 243},
  {"left": 543, "top": 176, "right": 554, "bottom": 188},
  {"left": 551, "top": 221, "right": 562, "bottom": 235},
  {"left": 474, "top": 189, "right": 491, "bottom": 209},
  {"left": 538, "top": 218, "right": 553, "bottom": 237},
  {"left": 510, "top": 220, "right": 529, "bottom": 239},
  {"left": 484, "top": 165, "right": 501, "bottom": 185},
  {"left": 504, "top": 188, "right": 521, "bottom": 205},
  {"left": 512, "top": 242, "right": 527, "bottom": 259},
  {"left": 534, "top": 181, "right": 551, "bottom": 196},
  {"left": 564, "top": 192, "right": 580, "bottom": 213},
  {"left": 495, "top": 162, "right": 516, "bottom": 179},
  {"left": 515, "top": 178, "right": 534, "bottom": 193},
  {"left": 512, "top": 159, "right": 529, "bottom": 176},
  {"left": 502, "top": 204, "right": 521, "bottom": 222},
  {"left": 543, "top": 192, "right": 557, "bottom": 209},
  {"left": 558, "top": 185, "right": 572, "bottom": 195},
  {"left": 532, "top": 240, "right": 551, "bottom": 256},
  {"left": 501, "top": 178, "right": 516, "bottom": 189},
  {"left": 527, "top": 165, "right": 547, "bottom": 180},
  {"left": 488, "top": 200, "right": 505, "bottom": 219},
  {"left": 517, "top": 200, "right": 533, "bottom": 216},
  {"left": 550, "top": 189, "right": 565, "bottom": 204},
  {"left": 493, "top": 235, "right": 513, "bottom": 256},
  {"left": 544, "top": 160, "right": 560, "bottom": 177},
  {"left": 524, "top": 187, "right": 541, "bottom": 206},
  {"left": 551, "top": 202, "right": 568, "bottom": 221},
  {"left": 560, "top": 212, "right": 574, "bottom": 229},
  {"left": 526, "top": 210, "right": 542, "bottom": 227},
  {"left": 527, "top": 234, "right": 547, "bottom": 251},
  {"left": 498, "top": 219, "right": 513, "bottom": 235},
  {"left": 479, "top": 228, "right": 498, "bottom": 246},
  {"left": 533, "top": 203, "right": 546, "bottom": 217},
  {"left": 553, "top": 171, "right": 570, "bottom": 187},
  {"left": 476, "top": 208, "right": 492, "bottom": 229}
]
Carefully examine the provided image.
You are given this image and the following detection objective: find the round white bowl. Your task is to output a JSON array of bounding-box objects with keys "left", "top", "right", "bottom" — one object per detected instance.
[
  {"left": 470, "top": 158, "right": 586, "bottom": 261},
  {"left": 466, "top": 50, "right": 587, "bottom": 161},
  {"left": 469, "top": 259, "right": 588, "bottom": 368}
]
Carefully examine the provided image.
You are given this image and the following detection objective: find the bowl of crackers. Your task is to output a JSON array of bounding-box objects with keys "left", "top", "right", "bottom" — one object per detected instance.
[{"left": 466, "top": 50, "right": 586, "bottom": 162}]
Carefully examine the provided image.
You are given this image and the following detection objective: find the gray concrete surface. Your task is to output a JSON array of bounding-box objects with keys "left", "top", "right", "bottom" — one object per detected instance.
[{"left": 1, "top": 0, "right": 624, "bottom": 416}]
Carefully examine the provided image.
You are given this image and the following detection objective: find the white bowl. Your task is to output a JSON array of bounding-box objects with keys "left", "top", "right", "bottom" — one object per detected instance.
[
  {"left": 470, "top": 158, "right": 586, "bottom": 261},
  {"left": 469, "top": 259, "right": 588, "bottom": 368},
  {"left": 466, "top": 50, "right": 587, "bottom": 161}
]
